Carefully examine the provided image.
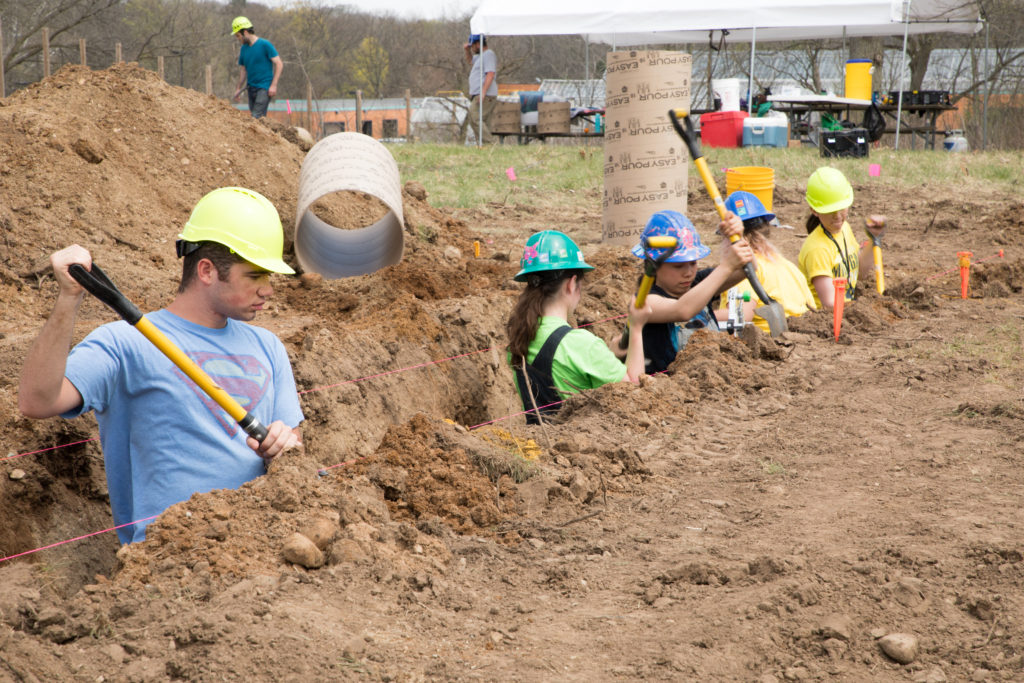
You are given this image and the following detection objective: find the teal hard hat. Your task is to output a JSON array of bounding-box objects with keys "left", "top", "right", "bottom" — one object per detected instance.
[{"left": 514, "top": 230, "right": 593, "bottom": 282}]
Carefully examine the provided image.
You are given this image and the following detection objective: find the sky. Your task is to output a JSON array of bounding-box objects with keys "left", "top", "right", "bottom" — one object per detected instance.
[{"left": 257, "top": 0, "right": 479, "bottom": 20}]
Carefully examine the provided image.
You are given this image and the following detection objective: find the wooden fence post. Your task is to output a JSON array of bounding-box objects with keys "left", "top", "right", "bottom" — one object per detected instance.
[
  {"left": 80, "top": 38, "right": 87, "bottom": 66},
  {"left": 306, "top": 82, "right": 313, "bottom": 134},
  {"left": 355, "top": 90, "right": 363, "bottom": 135},
  {"left": 205, "top": 64, "right": 212, "bottom": 95},
  {"left": 157, "top": 56, "right": 164, "bottom": 81},
  {"left": 115, "top": 43, "right": 122, "bottom": 63},
  {"left": 405, "top": 88, "right": 412, "bottom": 142},
  {"left": 0, "top": 18, "right": 5, "bottom": 98},
  {"left": 42, "top": 28, "right": 50, "bottom": 78}
]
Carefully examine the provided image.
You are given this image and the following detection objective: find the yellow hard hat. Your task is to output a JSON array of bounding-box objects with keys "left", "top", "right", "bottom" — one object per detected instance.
[
  {"left": 805, "top": 167, "right": 854, "bottom": 214},
  {"left": 179, "top": 187, "right": 294, "bottom": 274},
  {"left": 231, "top": 16, "right": 253, "bottom": 35}
]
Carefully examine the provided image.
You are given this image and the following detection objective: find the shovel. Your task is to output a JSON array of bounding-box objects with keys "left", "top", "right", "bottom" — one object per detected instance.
[
  {"left": 68, "top": 263, "right": 269, "bottom": 443},
  {"left": 668, "top": 109, "right": 787, "bottom": 337},
  {"left": 618, "top": 235, "right": 678, "bottom": 349},
  {"left": 865, "top": 220, "right": 885, "bottom": 294},
  {"left": 870, "top": 233, "right": 885, "bottom": 294}
]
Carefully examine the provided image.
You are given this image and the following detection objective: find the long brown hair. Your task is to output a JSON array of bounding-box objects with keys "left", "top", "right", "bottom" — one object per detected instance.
[
  {"left": 805, "top": 213, "right": 823, "bottom": 235},
  {"left": 506, "top": 269, "right": 583, "bottom": 363},
  {"left": 742, "top": 216, "right": 779, "bottom": 260}
]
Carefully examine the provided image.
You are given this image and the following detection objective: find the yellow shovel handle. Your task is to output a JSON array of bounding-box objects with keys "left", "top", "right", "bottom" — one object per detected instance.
[
  {"left": 873, "top": 244, "right": 885, "bottom": 294},
  {"left": 135, "top": 317, "right": 249, "bottom": 425},
  {"left": 635, "top": 275, "right": 656, "bottom": 308},
  {"left": 693, "top": 157, "right": 729, "bottom": 223}
]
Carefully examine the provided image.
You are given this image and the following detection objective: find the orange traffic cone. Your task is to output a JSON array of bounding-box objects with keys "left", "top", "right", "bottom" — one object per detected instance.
[
  {"left": 832, "top": 278, "right": 847, "bottom": 341},
  {"left": 957, "top": 251, "right": 972, "bottom": 299}
]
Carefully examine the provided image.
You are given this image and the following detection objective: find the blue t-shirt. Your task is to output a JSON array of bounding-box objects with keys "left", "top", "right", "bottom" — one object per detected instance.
[
  {"left": 62, "top": 310, "right": 304, "bottom": 544},
  {"left": 238, "top": 38, "right": 279, "bottom": 89}
]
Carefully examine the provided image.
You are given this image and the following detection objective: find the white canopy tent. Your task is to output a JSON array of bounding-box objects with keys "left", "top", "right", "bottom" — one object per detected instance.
[
  {"left": 470, "top": 0, "right": 981, "bottom": 147},
  {"left": 469, "top": 0, "right": 980, "bottom": 44}
]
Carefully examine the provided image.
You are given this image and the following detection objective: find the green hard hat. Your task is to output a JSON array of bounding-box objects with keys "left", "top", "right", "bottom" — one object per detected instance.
[{"left": 514, "top": 230, "right": 593, "bottom": 282}]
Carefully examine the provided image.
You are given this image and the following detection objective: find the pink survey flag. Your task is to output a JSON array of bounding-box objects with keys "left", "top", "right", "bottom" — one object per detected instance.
[
  {"left": 286, "top": 100, "right": 292, "bottom": 114},
  {"left": 506, "top": 167, "right": 517, "bottom": 182}
]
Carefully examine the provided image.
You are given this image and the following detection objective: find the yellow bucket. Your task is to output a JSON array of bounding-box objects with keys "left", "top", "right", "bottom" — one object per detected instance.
[
  {"left": 845, "top": 59, "right": 873, "bottom": 100},
  {"left": 725, "top": 166, "right": 775, "bottom": 212}
]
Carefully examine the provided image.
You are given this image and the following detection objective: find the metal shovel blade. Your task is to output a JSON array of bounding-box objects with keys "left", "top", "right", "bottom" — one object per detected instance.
[{"left": 754, "top": 301, "right": 788, "bottom": 337}]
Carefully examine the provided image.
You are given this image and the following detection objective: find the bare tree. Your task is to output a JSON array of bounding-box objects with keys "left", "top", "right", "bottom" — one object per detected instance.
[{"left": 1, "top": 0, "right": 121, "bottom": 85}]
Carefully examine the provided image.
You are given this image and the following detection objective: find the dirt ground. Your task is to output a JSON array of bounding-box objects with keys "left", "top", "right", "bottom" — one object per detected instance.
[{"left": 1, "top": 64, "right": 1022, "bottom": 682}]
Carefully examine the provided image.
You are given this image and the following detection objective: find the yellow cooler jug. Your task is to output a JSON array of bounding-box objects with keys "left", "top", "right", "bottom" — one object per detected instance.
[{"left": 845, "top": 59, "right": 873, "bottom": 101}]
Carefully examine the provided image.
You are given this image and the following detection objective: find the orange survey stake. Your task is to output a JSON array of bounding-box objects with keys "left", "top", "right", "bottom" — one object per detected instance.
[
  {"left": 957, "top": 251, "right": 972, "bottom": 299},
  {"left": 832, "top": 278, "right": 847, "bottom": 341}
]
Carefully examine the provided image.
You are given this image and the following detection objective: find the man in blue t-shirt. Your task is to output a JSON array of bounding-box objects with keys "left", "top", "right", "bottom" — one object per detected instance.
[
  {"left": 18, "top": 187, "right": 304, "bottom": 544},
  {"left": 231, "top": 16, "right": 283, "bottom": 119}
]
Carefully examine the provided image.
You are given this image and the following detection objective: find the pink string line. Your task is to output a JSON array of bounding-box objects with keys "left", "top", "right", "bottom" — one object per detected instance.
[
  {"left": 317, "top": 454, "right": 374, "bottom": 476},
  {"left": 4, "top": 312, "right": 635, "bottom": 555},
  {"left": 0, "top": 515, "right": 158, "bottom": 564},
  {"left": 6, "top": 314, "right": 630, "bottom": 462},
  {"left": 468, "top": 400, "right": 565, "bottom": 429},
  {"left": 3, "top": 437, "right": 98, "bottom": 461},
  {"left": 924, "top": 251, "right": 1005, "bottom": 281},
  {"left": 297, "top": 347, "right": 492, "bottom": 395}
]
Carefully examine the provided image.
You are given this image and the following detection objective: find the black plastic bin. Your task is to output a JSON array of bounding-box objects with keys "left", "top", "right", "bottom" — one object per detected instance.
[{"left": 820, "top": 127, "right": 869, "bottom": 158}]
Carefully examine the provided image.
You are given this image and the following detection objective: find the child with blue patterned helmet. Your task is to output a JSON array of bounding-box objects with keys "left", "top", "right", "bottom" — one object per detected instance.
[
  {"left": 719, "top": 191, "right": 816, "bottom": 332},
  {"left": 507, "top": 230, "right": 652, "bottom": 424},
  {"left": 618, "top": 209, "right": 753, "bottom": 374}
]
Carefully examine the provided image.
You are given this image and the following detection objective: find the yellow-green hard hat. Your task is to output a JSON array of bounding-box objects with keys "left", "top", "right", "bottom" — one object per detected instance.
[
  {"left": 179, "top": 187, "right": 294, "bottom": 274},
  {"left": 231, "top": 16, "right": 253, "bottom": 35},
  {"left": 514, "top": 230, "right": 593, "bottom": 282},
  {"left": 805, "top": 167, "right": 853, "bottom": 214}
]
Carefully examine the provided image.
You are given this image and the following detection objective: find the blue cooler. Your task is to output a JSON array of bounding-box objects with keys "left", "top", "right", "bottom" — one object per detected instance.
[{"left": 742, "top": 117, "right": 789, "bottom": 148}]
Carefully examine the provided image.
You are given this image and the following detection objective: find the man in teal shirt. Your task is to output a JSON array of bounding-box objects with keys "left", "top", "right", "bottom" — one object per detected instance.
[{"left": 231, "top": 16, "right": 283, "bottom": 119}]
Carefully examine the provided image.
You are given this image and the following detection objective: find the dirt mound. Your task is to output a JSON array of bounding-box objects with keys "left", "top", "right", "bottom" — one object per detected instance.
[
  {"left": 971, "top": 257, "right": 1024, "bottom": 298},
  {"left": 667, "top": 328, "right": 784, "bottom": 396},
  {"left": 353, "top": 414, "right": 522, "bottom": 539},
  {"left": 786, "top": 291, "right": 905, "bottom": 341},
  {"left": 3, "top": 62, "right": 1024, "bottom": 683}
]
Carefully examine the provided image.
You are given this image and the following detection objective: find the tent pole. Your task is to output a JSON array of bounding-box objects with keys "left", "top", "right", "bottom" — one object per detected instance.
[
  {"left": 478, "top": 33, "right": 485, "bottom": 147},
  {"left": 748, "top": 27, "right": 756, "bottom": 115},
  {"left": 982, "top": 16, "right": 990, "bottom": 151},
  {"left": 894, "top": 0, "right": 911, "bottom": 150}
]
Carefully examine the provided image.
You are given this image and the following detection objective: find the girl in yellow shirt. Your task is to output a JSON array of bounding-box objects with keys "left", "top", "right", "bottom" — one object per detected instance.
[
  {"left": 797, "top": 167, "right": 886, "bottom": 309},
  {"left": 719, "top": 191, "right": 816, "bottom": 333}
]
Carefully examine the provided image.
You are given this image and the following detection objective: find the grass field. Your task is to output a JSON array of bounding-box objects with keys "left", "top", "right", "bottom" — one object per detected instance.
[{"left": 388, "top": 142, "right": 1024, "bottom": 210}]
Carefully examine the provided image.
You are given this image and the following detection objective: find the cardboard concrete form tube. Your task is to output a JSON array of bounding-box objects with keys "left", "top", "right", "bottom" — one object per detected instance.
[
  {"left": 603, "top": 50, "right": 691, "bottom": 247},
  {"left": 294, "top": 132, "right": 405, "bottom": 278}
]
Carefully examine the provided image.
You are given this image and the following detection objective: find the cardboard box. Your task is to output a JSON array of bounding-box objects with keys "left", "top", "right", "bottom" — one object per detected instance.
[
  {"left": 537, "top": 102, "right": 570, "bottom": 134},
  {"left": 820, "top": 127, "right": 869, "bottom": 158},
  {"left": 700, "top": 110, "right": 748, "bottom": 148},
  {"left": 491, "top": 101, "right": 521, "bottom": 133}
]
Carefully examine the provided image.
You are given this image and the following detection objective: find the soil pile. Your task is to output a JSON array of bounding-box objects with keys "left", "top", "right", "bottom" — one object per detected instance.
[{"left": 1, "top": 64, "right": 1023, "bottom": 682}]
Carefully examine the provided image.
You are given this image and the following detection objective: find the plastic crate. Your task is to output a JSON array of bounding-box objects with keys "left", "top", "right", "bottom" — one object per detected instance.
[
  {"left": 919, "top": 90, "right": 951, "bottom": 106},
  {"left": 699, "top": 111, "right": 748, "bottom": 148}
]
